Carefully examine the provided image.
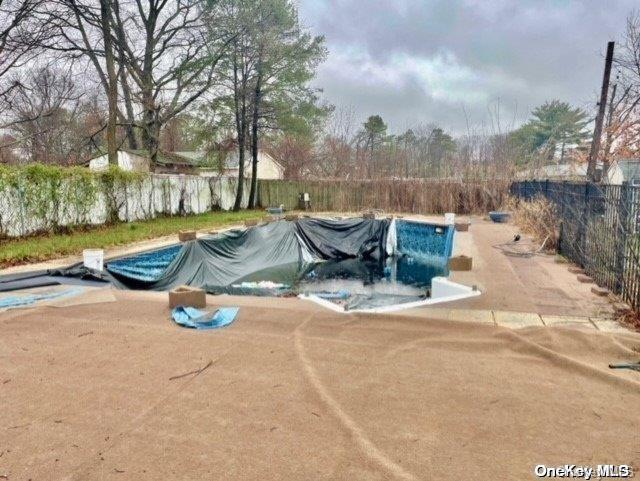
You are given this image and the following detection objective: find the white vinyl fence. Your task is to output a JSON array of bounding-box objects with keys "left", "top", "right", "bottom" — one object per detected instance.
[{"left": 0, "top": 174, "right": 250, "bottom": 237}]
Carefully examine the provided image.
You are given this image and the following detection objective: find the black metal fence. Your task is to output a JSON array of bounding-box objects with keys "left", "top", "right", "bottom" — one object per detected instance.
[{"left": 511, "top": 180, "right": 640, "bottom": 311}]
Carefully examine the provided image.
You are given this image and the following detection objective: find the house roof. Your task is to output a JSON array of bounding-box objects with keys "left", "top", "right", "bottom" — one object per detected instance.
[
  {"left": 88, "top": 148, "right": 283, "bottom": 171},
  {"left": 176, "top": 150, "right": 284, "bottom": 171},
  {"left": 517, "top": 163, "right": 589, "bottom": 179},
  {"left": 172, "top": 151, "right": 204, "bottom": 163},
  {"left": 88, "top": 149, "right": 202, "bottom": 168}
]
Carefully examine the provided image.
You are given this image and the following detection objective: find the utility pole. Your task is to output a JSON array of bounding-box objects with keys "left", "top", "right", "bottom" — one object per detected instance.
[{"left": 587, "top": 41, "right": 615, "bottom": 181}]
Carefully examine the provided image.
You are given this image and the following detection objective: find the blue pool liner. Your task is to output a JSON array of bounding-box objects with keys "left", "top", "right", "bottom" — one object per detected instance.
[
  {"left": 107, "top": 245, "right": 182, "bottom": 282},
  {"left": 171, "top": 306, "right": 239, "bottom": 330},
  {"left": 395, "top": 220, "right": 454, "bottom": 261}
]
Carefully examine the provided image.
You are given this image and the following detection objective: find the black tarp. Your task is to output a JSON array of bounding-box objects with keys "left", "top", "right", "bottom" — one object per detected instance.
[
  {"left": 0, "top": 267, "right": 110, "bottom": 291},
  {"left": 108, "top": 220, "right": 304, "bottom": 291},
  {"left": 0, "top": 218, "right": 392, "bottom": 294},
  {"left": 294, "top": 218, "right": 389, "bottom": 260}
]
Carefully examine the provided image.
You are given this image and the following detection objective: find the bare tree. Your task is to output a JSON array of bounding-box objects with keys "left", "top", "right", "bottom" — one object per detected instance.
[
  {"left": 99, "top": 0, "right": 117, "bottom": 164},
  {"left": 47, "top": 0, "right": 231, "bottom": 161},
  {"left": 604, "top": 11, "right": 640, "bottom": 161},
  {"left": 3, "top": 66, "right": 85, "bottom": 164},
  {"left": 0, "top": 0, "right": 52, "bottom": 100},
  {"left": 110, "top": 0, "right": 231, "bottom": 161}
]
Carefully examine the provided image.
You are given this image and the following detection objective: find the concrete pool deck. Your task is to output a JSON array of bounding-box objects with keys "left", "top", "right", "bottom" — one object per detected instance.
[
  {"left": 1, "top": 288, "right": 639, "bottom": 480},
  {"left": 446, "top": 218, "right": 615, "bottom": 318},
  {"left": 0, "top": 214, "right": 620, "bottom": 325},
  {"left": 1, "top": 216, "right": 638, "bottom": 479}
]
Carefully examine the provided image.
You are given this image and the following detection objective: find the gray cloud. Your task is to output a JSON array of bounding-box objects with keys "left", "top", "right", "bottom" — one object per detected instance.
[{"left": 299, "top": 0, "right": 638, "bottom": 134}]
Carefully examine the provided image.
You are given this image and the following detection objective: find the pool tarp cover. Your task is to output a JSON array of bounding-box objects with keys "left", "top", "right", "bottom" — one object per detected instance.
[
  {"left": 294, "top": 217, "right": 389, "bottom": 260},
  {"left": 108, "top": 220, "right": 305, "bottom": 290},
  {"left": 0, "top": 217, "right": 454, "bottom": 296}
]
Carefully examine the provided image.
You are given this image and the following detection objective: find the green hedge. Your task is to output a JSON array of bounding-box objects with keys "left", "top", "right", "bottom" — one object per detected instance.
[{"left": 0, "top": 164, "right": 146, "bottom": 235}]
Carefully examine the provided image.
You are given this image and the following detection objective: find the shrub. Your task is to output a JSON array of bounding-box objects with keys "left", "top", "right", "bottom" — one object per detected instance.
[
  {"left": 96, "top": 165, "right": 146, "bottom": 224},
  {"left": 502, "top": 195, "right": 559, "bottom": 251},
  {"left": 0, "top": 164, "right": 147, "bottom": 236}
]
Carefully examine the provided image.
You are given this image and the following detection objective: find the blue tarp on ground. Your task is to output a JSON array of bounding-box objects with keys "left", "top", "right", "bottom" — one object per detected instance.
[
  {"left": 171, "top": 306, "right": 239, "bottom": 330},
  {"left": 0, "top": 287, "right": 84, "bottom": 309}
]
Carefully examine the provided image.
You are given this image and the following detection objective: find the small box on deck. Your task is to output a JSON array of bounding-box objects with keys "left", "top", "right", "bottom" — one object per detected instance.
[
  {"left": 454, "top": 221, "right": 470, "bottom": 232},
  {"left": 169, "top": 285, "right": 206, "bottom": 309},
  {"left": 178, "top": 230, "right": 197, "bottom": 242},
  {"left": 448, "top": 255, "right": 473, "bottom": 271}
]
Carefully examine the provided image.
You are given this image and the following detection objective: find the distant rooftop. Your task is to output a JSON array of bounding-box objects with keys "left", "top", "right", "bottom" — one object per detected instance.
[
  {"left": 89, "top": 148, "right": 279, "bottom": 171},
  {"left": 611, "top": 158, "right": 640, "bottom": 180}
]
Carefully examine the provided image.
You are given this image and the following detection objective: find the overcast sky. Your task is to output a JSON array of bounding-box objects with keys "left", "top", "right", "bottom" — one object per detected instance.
[{"left": 298, "top": 0, "right": 638, "bottom": 135}]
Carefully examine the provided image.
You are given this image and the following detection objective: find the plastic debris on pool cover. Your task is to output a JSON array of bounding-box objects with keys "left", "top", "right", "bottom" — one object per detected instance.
[
  {"left": 314, "top": 289, "right": 350, "bottom": 300},
  {"left": 231, "top": 281, "right": 289, "bottom": 290}
]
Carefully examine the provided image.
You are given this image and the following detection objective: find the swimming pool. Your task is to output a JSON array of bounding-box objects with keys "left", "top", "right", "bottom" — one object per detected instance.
[
  {"left": 0, "top": 216, "right": 482, "bottom": 312},
  {"left": 98, "top": 216, "right": 477, "bottom": 311}
]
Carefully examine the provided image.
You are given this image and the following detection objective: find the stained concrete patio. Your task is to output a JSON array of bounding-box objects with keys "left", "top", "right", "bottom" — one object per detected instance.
[
  {"left": 445, "top": 217, "right": 615, "bottom": 319},
  {"left": 1, "top": 216, "right": 638, "bottom": 480},
  {"left": 1, "top": 288, "right": 639, "bottom": 481},
  {"left": 0, "top": 215, "right": 619, "bottom": 324}
]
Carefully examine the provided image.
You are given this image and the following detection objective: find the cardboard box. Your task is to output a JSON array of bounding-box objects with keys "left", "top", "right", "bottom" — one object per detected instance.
[
  {"left": 454, "top": 221, "right": 470, "bottom": 232},
  {"left": 169, "top": 285, "right": 206, "bottom": 308},
  {"left": 178, "top": 230, "right": 197, "bottom": 242},
  {"left": 448, "top": 255, "right": 473, "bottom": 271}
]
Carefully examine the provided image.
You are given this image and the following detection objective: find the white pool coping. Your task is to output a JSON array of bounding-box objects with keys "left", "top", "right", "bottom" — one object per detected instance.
[
  {"left": 299, "top": 277, "right": 481, "bottom": 314},
  {"left": 298, "top": 218, "right": 480, "bottom": 313}
]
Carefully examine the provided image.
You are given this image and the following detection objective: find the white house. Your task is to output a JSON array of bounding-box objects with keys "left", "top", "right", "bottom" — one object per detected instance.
[
  {"left": 222, "top": 150, "right": 284, "bottom": 179},
  {"left": 604, "top": 159, "right": 640, "bottom": 186},
  {"left": 88, "top": 148, "right": 285, "bottom": 179},
  {"left": 516, "top": 163, "right": 589, "bottom": 180},
  {"left": 174, "top": 150, "right": 285, "bottom": 179},
  {"left": 88, "top": 150, "right": 151, "bottom": 172}
]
